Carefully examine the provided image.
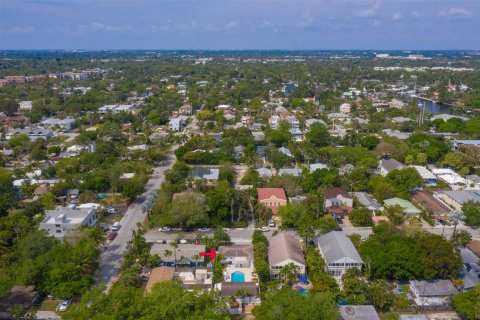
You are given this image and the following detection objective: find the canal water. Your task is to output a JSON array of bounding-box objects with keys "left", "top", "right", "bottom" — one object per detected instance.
[{"left": 416, "top": 98, "right": 450, "bottom": 114}]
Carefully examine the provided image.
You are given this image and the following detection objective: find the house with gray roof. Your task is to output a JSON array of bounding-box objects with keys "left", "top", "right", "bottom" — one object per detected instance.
[
  {"left": 378, "top": 158, "right": 405, "bottom": 177},
  {"left": 317, "top": 231, "right": 363, "bottom": 277},
  {"left": 353, "top": 192, "right": 383, "bottom": 214},
  {"left": 256, "top": 167, "right": 273, "bottom": 178},
  {"left": 460, "top": 247, "right": 480, "bottom": 290},
  {"left": 382, "top": 129, "right": 410, "bottom": 140},
  {"left": 338, "top": 305, "right": 379, "bottom": 320},
  {"left": 409, "top": 280, "right": 458, "bottom": 306},
  {"left": 189, "top": 167, "right": 220, "bottom": 184},
  {"left": 278, "top": 167, "right": 301, "bottom": 177},
  {"left": 437, "top": 190, "right": 480, "bottom": 211},
  {"left": 278, "top": 147, "right": 293, "bottom": 158},
  {"left": 268, "top": 233, "right": 306, "bottom": 279},
  {"left": 309, "top": 163, "right": 328, "bottom": 172}
]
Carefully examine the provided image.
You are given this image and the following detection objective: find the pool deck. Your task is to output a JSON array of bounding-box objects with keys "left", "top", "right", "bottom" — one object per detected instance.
[{"left": 225, "top": 265, "right": 254, "bottom": 282}]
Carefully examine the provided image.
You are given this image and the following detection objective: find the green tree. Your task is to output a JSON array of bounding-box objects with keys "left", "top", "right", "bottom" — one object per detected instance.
[
  {"left": 453, "top": 284, "right": 480, "bottom": 320},
  {"left": 252, "top": 288, "right": 339, "bottom": 320},
  {"left": 349, "top": 208, "right": 373, "bottom": 227},
  {"left": 305, "top": 123, "right": 330, "bottom": 148},
  {"left": 462, "top": 201, "right": 480, "bottom": 227}
]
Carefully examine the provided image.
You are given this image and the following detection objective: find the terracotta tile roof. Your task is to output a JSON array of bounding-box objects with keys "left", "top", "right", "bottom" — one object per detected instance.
[
  {"left": 257, "top": 188, "right": 287, "bottom": 201},
  {"left": 467, "top": 240, "right": 480, "bottom": 258},
  {"left": 325, "top": 187, "right": 351, "bottom": 199}
]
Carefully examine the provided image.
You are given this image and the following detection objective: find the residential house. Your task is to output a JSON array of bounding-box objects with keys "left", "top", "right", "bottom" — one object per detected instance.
[
  {"left": 410, "top": 165, "right": 437, "bottom": 185},
  {"left": 384, "top": 198, "right": 422, "bottom": 216},
  {"left": 219, "top": 245, "right": 255, "bottom": 284},
  {"left": 256, "top": 167, "right": 273, "bottom": 178},
  {"left": 305, "top": 118, "right": 326, "bottom": 128},
  {"left": 0, "top": 286, "right": 40, "bottom": 315},
  {"left": 278, "top": 167, "right": 301, "bottom": 177},
  {"left": 389, "top": 99, "right": 406, "bottom": 109},
  {"left": 189, "top": 167, "right": 220, "bottom": 184},
  {"left": 268, "top": 233, "right": 306, "bottom": 279},
  {"left": 168, "top": 117, "right": 186, "bottom": 131},
  {"left": 460, "top": 247, "right": 480, "bottom": 290},
  {"left": 149, "top": 243, "right": 205, "bottom": 267},
  {"left": 309, "top": 163, "right": 328, "bottom": 172},
  {"left": 432, "top": 168, "right": 467, "bottom": 189},
  {"left": 411, "top": 191, "right": 452, "bottom": 219},
  {"left": 436, "top": 190, "right": 480, "bottom": 211},
  {"left": 453, "top": 139, "right": 480, "bottom": 150},
  {"left": 409, "top": 280, "right": 458, "bottom": 306},
  {"left": 40, "top": 117, "right": 76, "bottom": 131},
  {"left": 338, "top": 305, "right": 380, "bottom": 320},
  {"left": 18, "top": 100, "right": 33, "bottom": 111},
  {"left": 324, "top": 187, "right": 353, "bottom": 215},
  {"left": 6, "top": 127, "right": 54, "bottom": 141},
  {"left": 178, "top": 104, "right": 193, "bottom": 115},
  {"left": 39, "top": 207, "right": 97, "bottom": 238},
  {"left": 318, "top": 231, "right": 363, "bottom": 277},
  {"left": 328, "top": 112, "right": 351, "bottom": 124},
  {"left": 252, "top": 132, "right": 265, "bottom": 141},
  {"left": 289, "top": 128, "right": 303, "bottom": 141},
  {"left": 466, "top": 175, "right": 480, "bottom": 190},
  {"left": 381, "top": 129, "right": 410, "bottom": 140},
  {"left": 257, "top": 188, "right": 287, "bottom": 215},
  {"left": 378, "top": 159, "right": 404, "bottom": 177},
  {"left": 391, "top": 116, "right": 412, "bottom": 123},
  {"left": 278, "top": 147, "right": 294, "bottom": 158},
  {"left": 353, "top": 192, "right": 383, "bottom": 214},
  {"left": 221, "top": 282, "right": 260, "bottom": 310}
]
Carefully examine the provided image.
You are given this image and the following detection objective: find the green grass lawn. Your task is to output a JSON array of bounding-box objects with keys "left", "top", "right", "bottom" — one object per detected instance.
[{"left": 38, "top": 299, "right": 62, "bottom": 312}]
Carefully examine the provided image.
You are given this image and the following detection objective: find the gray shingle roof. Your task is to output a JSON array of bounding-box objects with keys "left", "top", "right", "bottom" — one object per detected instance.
[
  {"left": 380, "top": 158, "right": 404, "bottom": 173},
  {"left": 318, "top": 231, "right": 363, "bottom": 264},
  {"left": 410, "top": 280, "right": 458, "bottom": 297},
  {"left": 338, "top": 305, "right": 379, "bottom": 320},
  {"left": 268, "top": 233, "right": 305, "bottom": 266}
]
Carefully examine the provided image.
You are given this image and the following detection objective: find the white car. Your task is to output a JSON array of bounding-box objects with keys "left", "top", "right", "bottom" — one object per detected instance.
[
  {"left": 257, "top": 226, "right": 270, "bottom": 232},
  {"left": 58, "top": 299, "right": 71, "bottom": 312},
  {"left": 158, "top": 227, "right": 171, "bottom": 232},
  {"left": 199, "top": 227, "right": 211, "bottom": 233}
]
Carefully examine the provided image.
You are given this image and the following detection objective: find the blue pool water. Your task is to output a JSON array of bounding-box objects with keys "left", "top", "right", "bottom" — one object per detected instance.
[{"left": 231, "top": 271, "right": 245, "bottom": 283}]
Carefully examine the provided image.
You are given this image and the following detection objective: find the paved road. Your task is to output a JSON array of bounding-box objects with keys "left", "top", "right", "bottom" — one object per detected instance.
[{"left": 94, "top": 154, "right": 175, "bottom": 290}]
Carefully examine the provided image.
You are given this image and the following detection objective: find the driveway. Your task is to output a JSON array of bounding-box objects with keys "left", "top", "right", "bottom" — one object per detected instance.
[{"left": 94, "top": 154, "right": 176, "bottom": 290}]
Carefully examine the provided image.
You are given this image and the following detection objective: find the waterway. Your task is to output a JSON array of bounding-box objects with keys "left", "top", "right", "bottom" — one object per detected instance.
[{"left": 416, "top": 97, "right": 451, "bottom": 114}]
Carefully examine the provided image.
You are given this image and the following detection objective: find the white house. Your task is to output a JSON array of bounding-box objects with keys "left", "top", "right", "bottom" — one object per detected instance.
[
  {"left": 18, "top": 100, "right": 33, "bottom": 111},
  {"left": 409, "top": 280, "right": 458, "bottom": 306},
  {"left": 168, "top": 117, "right": 186, "bottom": 131},
  {"left": 6, "top": 127, "right": 54, "bottom": 141},
  {"left": 378, "top": 159, "right": 404, "bottom": 177},
  {"left": 318, "top": 232, "right": 363, "bottom": 277},
  {"left": 339, "top": 103, "right": 351, "bottom": 114},
  {"left": 268, "top": 233, "right": 306, "bottom": 279},
  {"left": 39, "top": 207, "right": 97, "bottom": 239}
]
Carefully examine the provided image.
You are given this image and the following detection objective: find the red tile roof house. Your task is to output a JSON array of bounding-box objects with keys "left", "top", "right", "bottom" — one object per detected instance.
[
  {"left": 179, "top": 104, "right": 193, "bottom": 115},
  {"left": 257, "top": 188, "right": 287, "bottom": 215},
  {"left": 325, "top": 187, "right": 353, "bottom": 215}
]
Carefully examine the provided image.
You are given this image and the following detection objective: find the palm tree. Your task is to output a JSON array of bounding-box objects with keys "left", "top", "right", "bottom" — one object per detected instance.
[
  {"left": 192, "top": 254, "right": 200, "bottom": 267},
  {"left": 279, "top": 262, "right": 297, "bottom": 287},
  {"left": 169, "top": 240, "right": 178, "bottom": 267}
]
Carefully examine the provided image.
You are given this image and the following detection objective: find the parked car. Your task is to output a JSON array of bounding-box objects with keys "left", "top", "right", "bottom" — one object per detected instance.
[
  {"left": 57, "top": 299, "right": 71, "bottom": 312},
  {"left": 111, "top": 221, "right": 121, "bottom": 231},
  {"left": 107, "top": 231, "right": 117, "bottom": 241},
  {"left": 107, "top": 207, "right": 118, "bottom": 214},
  {"left": 158, "top": 227, "right": 171, "bottom": 232},
  {"left": 179, "top": 239, "right": 188, "bottom": 244},
  {"left": 257, "top": 226, "right": 270, "bottom": 232},
  {"left": 199, "top": 227, "right": 211, "bottom": 233},
  {"left": 268, "top": 219, "right": 275, "bottom": 227}
]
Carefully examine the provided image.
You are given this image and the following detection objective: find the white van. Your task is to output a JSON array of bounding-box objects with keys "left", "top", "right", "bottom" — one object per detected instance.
[{"left": 112, "top": 221, "right": 121, "bottom": 231}]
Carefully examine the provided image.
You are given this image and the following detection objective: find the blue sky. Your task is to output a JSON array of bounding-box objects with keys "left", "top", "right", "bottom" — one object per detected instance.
[{"left": 0, "top": 0, "right": 479, "bottom": 50}]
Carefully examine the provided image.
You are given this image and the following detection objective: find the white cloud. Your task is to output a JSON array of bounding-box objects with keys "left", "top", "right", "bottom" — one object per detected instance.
[
  {"left": 90, "top": 22, "right": 130, "bottom": 32},
  {"left": 439, "top": 7, "right": 472, "bottom": 17},
  {"left": 392, "top": 12, "right": 402, "bottom": 21},
  {"left": 226, "top": 21, "right": 238, "bottom": 29},
  {"left": 411, "top": 11, "right": 422, "bottom": 19},
  {"left": 356, "top": 0, "right": 381, "bottom": 17},
  {"left": 7, "top": 26, "right": 35, "bottom": 34},
  {"left": 372, "top": 19, "right": 382, "bottom": 27}
]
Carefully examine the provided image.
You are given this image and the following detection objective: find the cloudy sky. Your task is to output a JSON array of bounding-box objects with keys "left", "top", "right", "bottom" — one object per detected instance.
[{"left": 0, "top": 0, "right": 479, "bottom": 50}]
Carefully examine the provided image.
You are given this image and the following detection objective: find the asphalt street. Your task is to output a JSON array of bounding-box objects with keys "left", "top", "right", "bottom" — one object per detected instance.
[{"left": 94, "top": 154, "right": 175, "bottom": 290}]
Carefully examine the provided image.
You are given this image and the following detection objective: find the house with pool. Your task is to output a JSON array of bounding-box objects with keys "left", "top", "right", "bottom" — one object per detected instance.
[
  {"left": 218, "top": 245, "right": 256, "bottom": 283},
  {"left": 268, "top": 233, "right": 306, "bottom": 280}
]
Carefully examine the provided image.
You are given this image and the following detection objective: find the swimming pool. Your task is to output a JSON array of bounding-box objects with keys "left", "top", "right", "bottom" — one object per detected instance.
[
  {"left": 297, "top": 288, "right": 308, "bottom": 296},
  {"left": 231, "top": 271, "right": 245, "bottom": 283}
]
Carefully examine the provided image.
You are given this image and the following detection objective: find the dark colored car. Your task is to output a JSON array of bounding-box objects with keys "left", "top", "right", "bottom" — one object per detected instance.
[{"left": 107, "top": 231, "right": 117, "bottom": 241}]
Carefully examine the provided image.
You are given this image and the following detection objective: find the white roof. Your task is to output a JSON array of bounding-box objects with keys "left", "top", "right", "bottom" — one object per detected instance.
[{"left": 410, "top": 166, "right": 436, "bottom": 180}]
